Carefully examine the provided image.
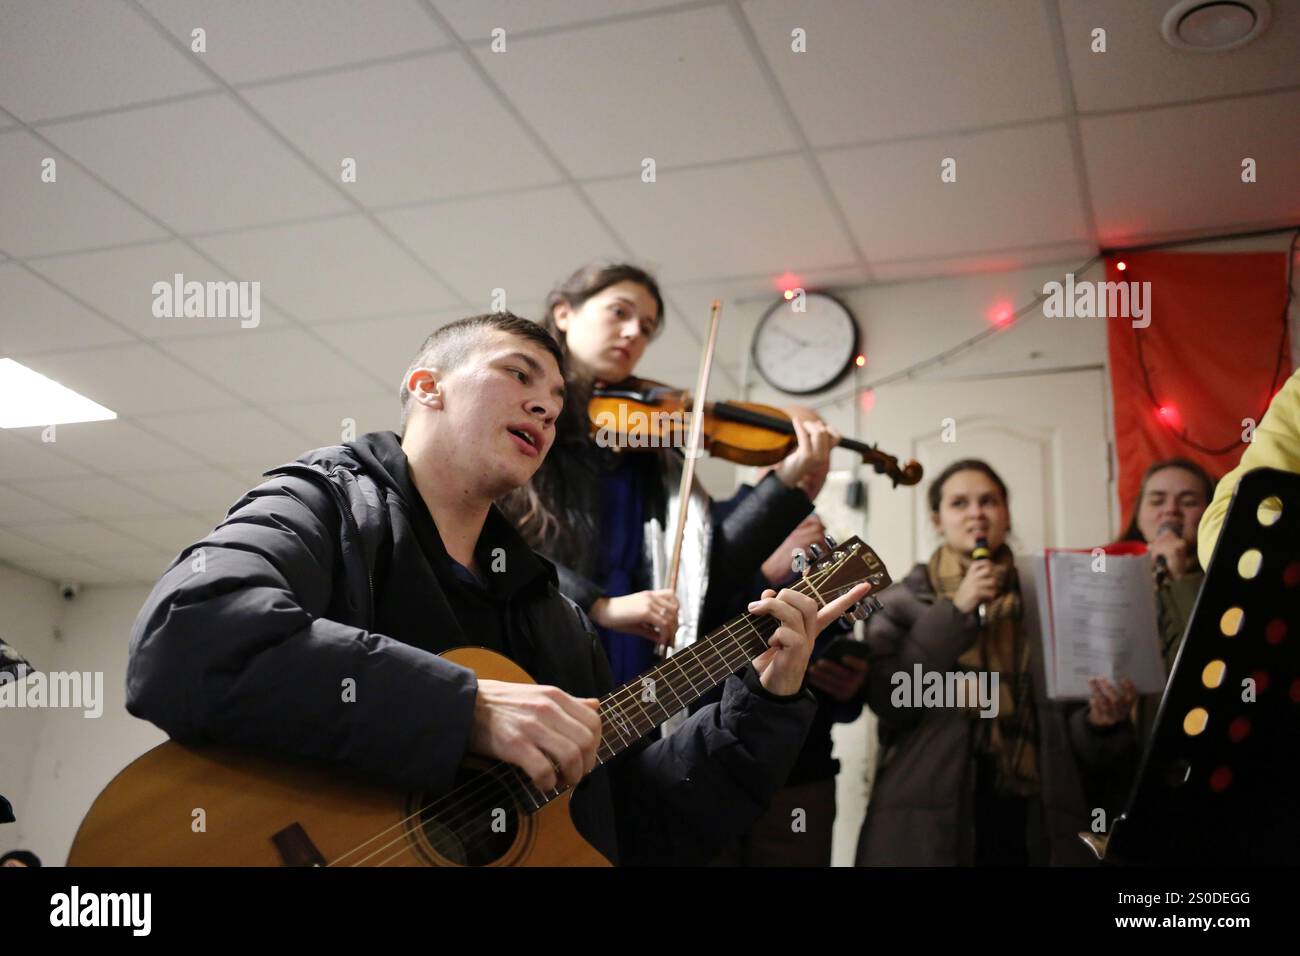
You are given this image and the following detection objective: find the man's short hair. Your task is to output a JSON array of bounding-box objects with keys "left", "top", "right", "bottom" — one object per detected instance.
[{"left": 398, "top": 312, "right": 565, "bottom": 435}]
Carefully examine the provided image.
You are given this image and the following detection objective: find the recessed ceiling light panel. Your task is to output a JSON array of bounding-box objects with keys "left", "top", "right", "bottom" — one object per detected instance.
[{"left": 0, "top": 358, "right": 117, "bottom": 428}]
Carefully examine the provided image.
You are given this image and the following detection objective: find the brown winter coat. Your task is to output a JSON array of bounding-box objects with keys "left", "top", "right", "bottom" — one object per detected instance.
[{"left": 855, "top": 562, "right": 1105, "bottom": 866}]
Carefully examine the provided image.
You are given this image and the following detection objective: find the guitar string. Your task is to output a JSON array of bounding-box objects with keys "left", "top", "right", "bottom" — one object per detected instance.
[
  {"left": 423, "top": 576, "right": 876, "bottom": 866},
  {"left": 327, "top": 564, "right": 860, "bottom": 865},
  {"left": 332, "top": 570, "right": 863, "bottom": 866},
  {"left": 323, "top": 570, "right": 846, "bottom": 865},
  {"left": 349, "top": 584, "right": 865, "bottom": 868},
  {"left": 367, "top": 615, "right": 786, "bottom": 865},
  {"left": 361, "top": 622, "right": 782, "bottom": 868},
  {"left": 336, "top": 572, "right": 866, "bottom": 867},
  {"left": 330, "top": 609, "right": 785, "bottom": 866},
  {"left": 364, "top": 626, "right": 782, "bottom": 868}
]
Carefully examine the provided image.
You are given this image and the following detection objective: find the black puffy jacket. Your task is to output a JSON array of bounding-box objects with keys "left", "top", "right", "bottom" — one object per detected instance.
[{"left": 126, "top": 431, "right": 817, "bottom": 865}]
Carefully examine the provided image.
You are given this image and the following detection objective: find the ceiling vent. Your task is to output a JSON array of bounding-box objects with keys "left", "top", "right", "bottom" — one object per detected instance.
[{"left": 1161, "top": 1, "right": 1271, "bottom": 52}]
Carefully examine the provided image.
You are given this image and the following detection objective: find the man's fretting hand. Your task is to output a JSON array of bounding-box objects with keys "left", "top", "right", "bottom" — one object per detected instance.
[{"left": 748, "top": 581, "right": 873, "bottom": 696}]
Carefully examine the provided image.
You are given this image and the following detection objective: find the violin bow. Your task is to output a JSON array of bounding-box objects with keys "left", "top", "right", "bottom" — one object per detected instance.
[{"left": 660, "top": 298, "right": 723, "bottom": 658}]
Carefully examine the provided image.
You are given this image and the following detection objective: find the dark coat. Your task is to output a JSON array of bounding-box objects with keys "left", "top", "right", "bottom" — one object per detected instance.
[
  {"left": 125, "top": 432, "right": 818, "bottom": 866},
  {"left": 855, "top": 562, "right": 1099, "bottom": 866}
]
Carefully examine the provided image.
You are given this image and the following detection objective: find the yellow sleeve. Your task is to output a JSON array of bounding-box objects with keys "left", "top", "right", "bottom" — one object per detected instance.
[{"left": 1198, "top": 368, "right": 1300, "bottom": 568}]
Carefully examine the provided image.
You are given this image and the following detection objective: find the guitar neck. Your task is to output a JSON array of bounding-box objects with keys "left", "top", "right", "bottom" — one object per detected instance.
[
  {"left": 595, "top": 609, "right": 777, "bottom": 761},
  {"left": 500, "top": 537, "right": 887, "bottom": 813}
]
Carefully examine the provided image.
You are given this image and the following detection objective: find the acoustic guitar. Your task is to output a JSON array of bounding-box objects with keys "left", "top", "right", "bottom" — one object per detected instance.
[{"left": 67, "top": 536, "right": 890, "bottom": 867}]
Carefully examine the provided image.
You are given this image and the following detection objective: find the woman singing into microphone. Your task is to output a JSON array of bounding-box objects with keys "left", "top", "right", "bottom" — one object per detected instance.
[
  {"left": 855, "top": 459, "right": 1094, "bottom": 866},
  {"left": 1081, "top": 457, "right": 1214, "bottom": 730},
  {"left": 500, "top": 263, "right": 837, "bottom": 684},
  {"left": 1071, "top": 457, "right": 1215, "bottom": 817}
]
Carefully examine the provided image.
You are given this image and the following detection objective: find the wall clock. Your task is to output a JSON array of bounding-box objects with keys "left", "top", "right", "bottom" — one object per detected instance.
[{"left": 751, "top": 291, "right": 859, "bottom": 395}]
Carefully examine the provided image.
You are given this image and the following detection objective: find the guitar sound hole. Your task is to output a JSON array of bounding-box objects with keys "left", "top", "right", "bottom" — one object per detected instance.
[{"left": 416, "top": 765, "right": 523, "bottom": 866}]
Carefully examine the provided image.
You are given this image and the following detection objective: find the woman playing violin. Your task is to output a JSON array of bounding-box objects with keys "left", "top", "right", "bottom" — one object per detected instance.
[{"left": 500, "top": 262, "right": 839, "bottom": 684}]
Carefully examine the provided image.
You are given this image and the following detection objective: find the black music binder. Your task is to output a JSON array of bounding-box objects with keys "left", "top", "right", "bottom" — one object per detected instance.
[{"left": 1102, "top": 467, "right": 1299, "bottom": 864}]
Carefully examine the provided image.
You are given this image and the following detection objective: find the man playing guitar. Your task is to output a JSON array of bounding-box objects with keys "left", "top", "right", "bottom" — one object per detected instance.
[{"left": 125, "top": 312, "right": 869, "bottom": 865}]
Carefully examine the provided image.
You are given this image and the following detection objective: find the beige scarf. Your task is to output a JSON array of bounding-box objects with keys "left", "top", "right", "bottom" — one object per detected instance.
[{"left": 927, "top": 543, "right": 1040, "bottom": 796}]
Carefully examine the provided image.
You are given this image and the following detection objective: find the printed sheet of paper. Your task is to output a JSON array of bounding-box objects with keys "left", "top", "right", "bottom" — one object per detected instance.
[{"left": 1025, "top": 550, "right": 1167, "bottom": 700}]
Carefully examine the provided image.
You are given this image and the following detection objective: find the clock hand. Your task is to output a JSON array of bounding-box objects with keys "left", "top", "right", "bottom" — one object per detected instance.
[{"left": 771, "top": 326, "right": 814, "bottom": 349}]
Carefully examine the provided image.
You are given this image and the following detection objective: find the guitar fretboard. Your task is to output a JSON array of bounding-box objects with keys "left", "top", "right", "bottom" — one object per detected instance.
[
  {"left": 595, "top": 609, "right": 777, "bottom": 758},
  {"left": 497, "top": 562, "right": 858, "bottom": 814},
  {"left": 479, "top": 541, "right": 884, "bottom": 817}
]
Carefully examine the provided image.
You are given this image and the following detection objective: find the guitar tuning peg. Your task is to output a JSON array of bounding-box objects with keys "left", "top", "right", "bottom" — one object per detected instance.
[
  {"left": 790, "top": 548, "right": 807, "bottom": 574},
  {"left": 823, "top": 533, "right": 837, "bottom": 548},
  {"left": 843, "top": 596, "right": 882, "bottom": 621},
  {"left": 808, "top": 543, "right": 824, "bottom": 561}
]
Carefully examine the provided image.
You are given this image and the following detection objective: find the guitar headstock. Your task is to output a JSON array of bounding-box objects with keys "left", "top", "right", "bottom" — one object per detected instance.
[{"left": 793, "top": 534, "right": 893, "bottom": 623}]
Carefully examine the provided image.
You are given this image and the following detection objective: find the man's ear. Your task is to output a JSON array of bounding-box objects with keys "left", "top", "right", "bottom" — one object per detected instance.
[{"left": 406, "top": 368, "right": 443, "bottom": 410}]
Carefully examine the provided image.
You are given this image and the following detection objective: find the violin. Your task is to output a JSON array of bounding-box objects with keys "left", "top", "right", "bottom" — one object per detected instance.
[{"left": 588, "top": 377, "right": 923, "bottom": 488}]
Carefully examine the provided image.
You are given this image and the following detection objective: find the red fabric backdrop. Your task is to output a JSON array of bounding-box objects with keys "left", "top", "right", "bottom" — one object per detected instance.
[{"left": 1106, "top": 251, "right": 1291, "bottom": 525}]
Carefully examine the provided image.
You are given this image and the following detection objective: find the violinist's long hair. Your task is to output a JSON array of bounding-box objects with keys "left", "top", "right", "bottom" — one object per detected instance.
[{"left": 500, "top": 263, "right": 666, "bottom": 566}]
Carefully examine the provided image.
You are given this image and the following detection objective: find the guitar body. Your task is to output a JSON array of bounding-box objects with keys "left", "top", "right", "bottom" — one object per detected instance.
[
  {"left": 70, "top": 534, "right": 889, "bottom": 867},
  {"left": 67, "top": 647, "right": 611, "bottom": 867}
]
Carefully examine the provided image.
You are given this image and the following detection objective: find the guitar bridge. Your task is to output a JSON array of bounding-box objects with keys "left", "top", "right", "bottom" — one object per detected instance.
[{"left": 271, "top": 822, "right": 327, "bottom": 867}]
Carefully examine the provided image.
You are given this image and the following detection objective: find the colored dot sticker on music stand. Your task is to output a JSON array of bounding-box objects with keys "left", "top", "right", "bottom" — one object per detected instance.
[
  {"left": 1256, "top": 496, "right": 1282, "bottom": 526},
  {"left": 1237, "top": 549, "right": 1262, "bottom": 579},
  {"left": 1227, "top": 716, "right": 1250, "bottom": 743},
  {"left": 1220, "top": 607, "right": 1244, "bottom": 637},
  {"left": 1265, "top": 619, "right": 1286, "bottom": 645}
]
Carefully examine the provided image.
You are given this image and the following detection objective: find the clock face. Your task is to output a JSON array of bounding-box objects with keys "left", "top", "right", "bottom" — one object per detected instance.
[{"left": 751, "top": 292, "right": 858, "bottom": 395}]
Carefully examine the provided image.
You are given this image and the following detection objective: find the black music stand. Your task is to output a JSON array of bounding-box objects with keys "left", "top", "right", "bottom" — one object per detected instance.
[
  {"left": 1102, "top": 467, "right": 1300, "bottom": 864},
  {"left": 0, "top": 640, "right": 30, "bottom": 826},
  {"left": 0, "top": 637, "right": 31, "bottom": 681}
]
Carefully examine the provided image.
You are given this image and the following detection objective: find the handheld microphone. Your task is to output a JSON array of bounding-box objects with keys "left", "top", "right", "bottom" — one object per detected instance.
[
  {"left": 972, "top": 536, "right": 991, "bottom": 626},
  {"left": 1154, "top": 521, "right": 1183, "bottom": 583}
]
